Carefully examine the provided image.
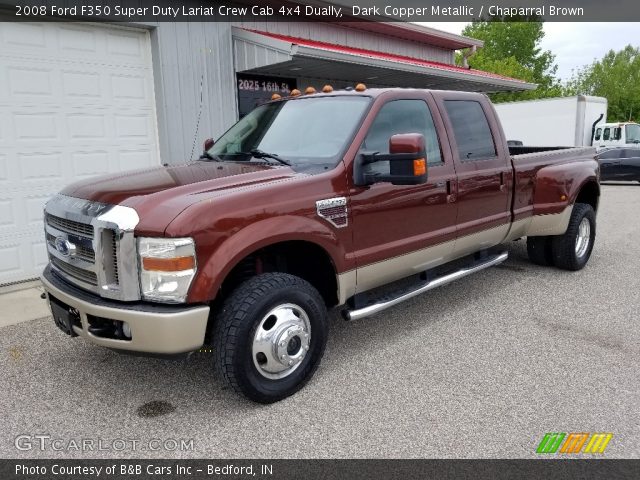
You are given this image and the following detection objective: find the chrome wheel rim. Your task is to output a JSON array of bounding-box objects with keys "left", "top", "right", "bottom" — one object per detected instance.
[
  {"left": 252, "top": 303, "right": 311, "bottom": 380},
  {"left": 575, "top": 217, "right": 591, "bottom": 258}
]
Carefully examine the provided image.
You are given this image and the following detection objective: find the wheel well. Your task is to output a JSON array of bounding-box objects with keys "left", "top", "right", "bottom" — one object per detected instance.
[
  {"left": 219, "top": 241, "right": 339, "bottom": 308},
  {"left": 575, "top": 181, "right": 600, "bottom": 212}
]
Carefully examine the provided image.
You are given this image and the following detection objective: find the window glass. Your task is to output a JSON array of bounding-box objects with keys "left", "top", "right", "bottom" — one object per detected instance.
[
  {"left": 208, "top": 96, "right": 370, "bottom": 174},
  {"left": 603, "top": 128, "right": 611, "bottom": 140},
  {"left": 626, "top": 124, "right": 640, "bottom": 143},
  {"left": 614, "top": 127, "right": 622, "bottom": 141},
  {"left": 362, "top": 99, "right": 443, "bottom": 167},
  {"left": 444, "top": 100, "right": 497, "bottom": 160},
  {"left": 594, "top": 128, "right": 602, "bottom": 141}
]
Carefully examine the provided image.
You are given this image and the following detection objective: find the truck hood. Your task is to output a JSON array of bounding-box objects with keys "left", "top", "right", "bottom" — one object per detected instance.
[{"left": 60, "top": 161, "right": 299, "bottom": 234}]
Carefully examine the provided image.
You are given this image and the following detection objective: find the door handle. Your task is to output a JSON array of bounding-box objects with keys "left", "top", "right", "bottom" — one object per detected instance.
[
  {"left": 446, "top": 180, "right": 456, "bottom": 203},
  {"left": 499, "top": 172, "right": 506, "bottom": 192}
]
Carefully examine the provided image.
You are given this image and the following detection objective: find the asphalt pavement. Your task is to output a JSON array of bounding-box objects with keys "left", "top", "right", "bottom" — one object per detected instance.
[{"left": 1, "top": 183, "right": 639, "bottom": 459}]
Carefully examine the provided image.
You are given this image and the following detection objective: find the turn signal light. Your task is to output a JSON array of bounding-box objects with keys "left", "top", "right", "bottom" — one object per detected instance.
[
  {"left": 355, "top": 83, "right": 367, "bottom": 92},
  {"left": 413, "top": 158, "right": 426, "bottom": 176},
  {"left": 322, "top": 84, "right": 334, "bottom": 93},
  {"left": 304, "top": 86, "right": 316, "bottom": 94},
  {"left": 290, "top": 89, "right": 301, "bottom": 96},
  {"left": 142, "top": 256, "right": 196, "bottom": 272}
]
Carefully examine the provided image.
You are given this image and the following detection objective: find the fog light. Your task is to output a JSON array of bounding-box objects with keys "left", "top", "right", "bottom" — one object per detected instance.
[{"left": 122, "top": 322, "right": 132, "bottom": 339}]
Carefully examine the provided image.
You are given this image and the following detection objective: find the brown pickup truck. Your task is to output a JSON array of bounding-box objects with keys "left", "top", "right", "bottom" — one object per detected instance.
[{"left": 41, "top": 87, "right": 600, "bottom": 403}]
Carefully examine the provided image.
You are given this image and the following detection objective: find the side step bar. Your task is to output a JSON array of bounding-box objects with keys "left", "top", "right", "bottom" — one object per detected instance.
[{"left": 343, "top": 251, "right": 508, "bottom": 321}]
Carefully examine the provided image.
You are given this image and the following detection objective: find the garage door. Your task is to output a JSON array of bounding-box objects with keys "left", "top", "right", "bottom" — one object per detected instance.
[{"left": 0, "top": 22, "right": 160, "bottom": 285}]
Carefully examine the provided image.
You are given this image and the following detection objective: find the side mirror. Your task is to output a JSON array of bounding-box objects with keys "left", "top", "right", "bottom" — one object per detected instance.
[
  {"left": 203, "top": 138, "right": 215, "bottom": 152},
  {"left": 354, "top": 133, "right": 428, "bottom": 186}
]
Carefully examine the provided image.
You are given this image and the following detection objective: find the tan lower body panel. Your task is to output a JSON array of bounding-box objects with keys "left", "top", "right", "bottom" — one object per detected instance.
[
  {"left": 525, "top": 205, "right": 573, "bottom": 236},
  {"left": 350, "top": 223, "right": 510, "bottom": 296},
  {"left": 41, "top": 275, "right": 210, "bottom": 354},
  {"left": 337, "top": 206, "right": 573, "bottom": 301}
]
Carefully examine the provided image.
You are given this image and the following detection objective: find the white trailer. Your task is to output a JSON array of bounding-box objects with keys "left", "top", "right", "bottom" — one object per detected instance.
[{"left": 494, "top": 96, "right": 608, "bottom": 147}]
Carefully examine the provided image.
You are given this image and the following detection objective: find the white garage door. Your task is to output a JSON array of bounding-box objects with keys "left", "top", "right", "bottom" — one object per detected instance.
[{"left": 0, "top": 22, "right": 160, "bottom": 285}]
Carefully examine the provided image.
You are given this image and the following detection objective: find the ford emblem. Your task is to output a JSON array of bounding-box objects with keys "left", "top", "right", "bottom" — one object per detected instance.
[{"left": 54, "top": 237, "right": 76, "bottom": 258}]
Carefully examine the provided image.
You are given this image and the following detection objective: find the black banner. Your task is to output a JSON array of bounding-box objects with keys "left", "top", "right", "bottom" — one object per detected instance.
[
  {"left": 2, "top": 0, "right": 640, "bottom": 22},
  {"left": 2, "top": 459, "right": 640, "bottom": 480}
]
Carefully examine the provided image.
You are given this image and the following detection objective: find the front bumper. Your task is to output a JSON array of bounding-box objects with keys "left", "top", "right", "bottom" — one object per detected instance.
[{"left": 41, "top": 265, "right": 209, "bottom": 354}]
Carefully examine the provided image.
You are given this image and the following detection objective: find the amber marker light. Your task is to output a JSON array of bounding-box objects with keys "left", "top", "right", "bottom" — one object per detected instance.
[
  {"left": 304, "top": 86, "right": 316, "bottom": 94},
  {"left": 560, "top": 194, "right": 567, "bottom": 201},
  {"left": 322, "top": 84, "right": 334, "bottom": 93},
  {"left": 355, "top": 83, "right": 367, "bottom": 91},
  {"left": 413, "top": 158, "right": 427, "bottom": 176},
  {"left": 271, "top": 93, "right": 282, "bottom": 100},
  {"left": 290, "top": 89, "right": 301, "bottom": 96},
  {"left": 142, "top": 256, "right": 195, "bottom": 272}
]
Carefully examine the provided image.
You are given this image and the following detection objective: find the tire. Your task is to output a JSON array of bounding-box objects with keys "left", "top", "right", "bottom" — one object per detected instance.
[
  {"left": 527, "top": 236, "right": 554, "bottom": 266},
  {"left": 213, "top": 273, "right": 328, "bottom": 403},
  {"left": 551, "top": 203, "right": 596, "bottom": 271}
]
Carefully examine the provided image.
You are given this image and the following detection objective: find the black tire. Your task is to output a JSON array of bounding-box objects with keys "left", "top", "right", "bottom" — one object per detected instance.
[
  {"left": 213, "top": 273, "right": 328, "bottom": 403},
  {"left": 551, "top": 203, "right": 596, "bottom": 271},
  {"left": 526, "top": 236, "right": 554, "bottom": 266}
]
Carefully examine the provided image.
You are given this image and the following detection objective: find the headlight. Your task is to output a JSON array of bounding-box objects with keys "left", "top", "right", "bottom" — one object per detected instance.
[{"left": 138, "top": 237, "right": 197, "bottom": 303}]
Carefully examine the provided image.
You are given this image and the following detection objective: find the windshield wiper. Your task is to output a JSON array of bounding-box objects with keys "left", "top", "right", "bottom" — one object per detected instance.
[
  {"left": 249, "top": 149, "right": 291, "bottom": 166},
  {"left": 199, "top": 151, "right": 221, "bottom": 162}
]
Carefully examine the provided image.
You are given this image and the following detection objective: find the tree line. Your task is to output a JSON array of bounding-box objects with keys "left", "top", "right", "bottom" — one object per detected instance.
[{"left": 459, "top": 18, "right": 639, "bottom": 122}]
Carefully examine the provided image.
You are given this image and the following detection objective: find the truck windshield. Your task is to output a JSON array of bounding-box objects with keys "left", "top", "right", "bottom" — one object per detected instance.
[
  {"left": 626, "top": 124, "right": 640, "bottom": 144},
  {"left": 206, "top": 96, "right": 371, "bottom": 173}
]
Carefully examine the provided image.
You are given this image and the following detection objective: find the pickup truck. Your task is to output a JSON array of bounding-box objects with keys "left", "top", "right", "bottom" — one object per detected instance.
[{"left": 41, "top": 87, "right": 600, "bottom": 403}]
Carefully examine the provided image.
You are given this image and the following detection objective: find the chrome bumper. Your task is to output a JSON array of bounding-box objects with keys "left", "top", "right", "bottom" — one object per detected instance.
[{"left": 41, "top": 266, "right": 209, "bottom": 354}]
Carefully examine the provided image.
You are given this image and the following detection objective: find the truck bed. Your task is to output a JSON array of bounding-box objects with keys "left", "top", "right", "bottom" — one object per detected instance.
[{"left": 510, "top": 146, "right": 598, "bottom": 218}]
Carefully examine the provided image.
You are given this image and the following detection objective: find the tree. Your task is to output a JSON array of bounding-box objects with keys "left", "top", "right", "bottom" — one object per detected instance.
[
  {"left": 564, "top": 45, "right": 640, "bottom": 122},
  {"left": 459, "top": 17, "right": 562, "bottom": 102}
]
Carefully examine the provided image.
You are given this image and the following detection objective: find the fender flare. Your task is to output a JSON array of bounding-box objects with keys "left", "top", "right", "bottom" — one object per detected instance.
[{"left": 187, "top": 215, "right": 347, "bottom": 303}]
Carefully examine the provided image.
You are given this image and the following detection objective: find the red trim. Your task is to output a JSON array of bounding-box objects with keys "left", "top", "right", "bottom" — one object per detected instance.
[{"left": 244, "top": 29, "right": 528, "bottom": 84}]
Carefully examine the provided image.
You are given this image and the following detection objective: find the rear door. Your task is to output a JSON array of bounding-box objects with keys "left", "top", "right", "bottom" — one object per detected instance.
[
  {"left": 349, "top": 92, "right": 458, "bottom": 293},
  {"left": 434, "top": 93, "right": 513, "bottom": 256}
]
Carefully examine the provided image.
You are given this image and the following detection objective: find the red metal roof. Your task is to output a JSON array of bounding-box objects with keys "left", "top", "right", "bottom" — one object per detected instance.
[{"left": 245, "top": 29, "right": 529, "bottom": 84}]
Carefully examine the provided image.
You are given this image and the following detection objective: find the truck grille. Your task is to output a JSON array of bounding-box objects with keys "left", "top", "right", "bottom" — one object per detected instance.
[
  {"left": 45, "top": 213, "right": 94, "bottom": 238},
  {"left": 46, "top": 232, "right": 95, "bottom": 263},
  {"left": 43, "top": 194, "right": 140, "bottom": 301},
  {"left": 51, "top": 257, "right": 98, "bottom": 286}
]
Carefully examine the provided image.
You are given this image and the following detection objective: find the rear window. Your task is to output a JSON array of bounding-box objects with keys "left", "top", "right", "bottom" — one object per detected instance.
[{"left": 444, "top": 100, "right": 497, "bottom": 161}]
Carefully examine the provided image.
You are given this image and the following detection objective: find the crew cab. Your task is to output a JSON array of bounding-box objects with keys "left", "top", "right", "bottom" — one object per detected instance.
[{"left": 41, "top": 87, "right": 600, "bottom": 403}]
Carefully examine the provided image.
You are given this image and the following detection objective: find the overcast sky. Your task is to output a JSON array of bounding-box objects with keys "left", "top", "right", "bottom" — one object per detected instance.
[{"left": 426, "top": 22, "right": 640, "bottom": 81}]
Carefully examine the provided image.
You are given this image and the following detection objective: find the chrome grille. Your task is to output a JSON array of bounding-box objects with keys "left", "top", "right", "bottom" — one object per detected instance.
[
  {"left": 51, "top": 257, "right": 98, "bottom": 286},
  {"left": 46, "top": 233, "right": 95, "bottom": 263},
  {"left": 46, "top": 213, "right": 94, "bottom": 238},
  {"left": 44, "top": 194, "right": 140, "bottom": 301}
]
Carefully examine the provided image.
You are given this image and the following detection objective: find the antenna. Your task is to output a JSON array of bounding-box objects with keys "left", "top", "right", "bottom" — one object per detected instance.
[{"left": 189, "top": 74, "right": 205, "bottom": 162}]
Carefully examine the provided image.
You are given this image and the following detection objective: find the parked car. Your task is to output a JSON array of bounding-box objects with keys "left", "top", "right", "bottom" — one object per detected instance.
[
  {"left": 598, "top": 147, "right": 640, "bottom": 182},
  {"left": 41, "top": 87, "right": 600, "bottom": 403}
]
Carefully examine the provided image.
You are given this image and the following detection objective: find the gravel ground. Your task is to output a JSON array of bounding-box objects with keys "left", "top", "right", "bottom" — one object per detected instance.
[{"left": 1, "top": 183, "right": 639, "bottom": 459}]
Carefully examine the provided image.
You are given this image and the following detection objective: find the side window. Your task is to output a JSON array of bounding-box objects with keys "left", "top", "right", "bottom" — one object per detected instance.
[
  {"left": 362, "top": 99, "right": 443, "bottom": 168},
  {"left": 614, "top": 127, "right": 622, "bottom": 141},
  {"left": 603, "top": 128, "right": 611, "bottom": 140},
  {"left": 594, "top": 128, "right": 602, "bottom": 141},
  {"left": 444, "top": 100, "right": 497, "bottom": 161}
]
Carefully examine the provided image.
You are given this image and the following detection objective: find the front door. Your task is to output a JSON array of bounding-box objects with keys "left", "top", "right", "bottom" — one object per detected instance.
[{"left": 349, "top": 94, "right": 458, "bottom": 293}]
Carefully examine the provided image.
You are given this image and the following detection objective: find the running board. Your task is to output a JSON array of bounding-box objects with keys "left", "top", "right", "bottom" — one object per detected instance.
[{"left": 342, "top": 251, "right": 508, "bottom": 321}]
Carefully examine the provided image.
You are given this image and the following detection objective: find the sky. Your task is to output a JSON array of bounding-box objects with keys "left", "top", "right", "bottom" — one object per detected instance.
[{"left": 426, "top": 22, "right": 640, "bottom": 81}]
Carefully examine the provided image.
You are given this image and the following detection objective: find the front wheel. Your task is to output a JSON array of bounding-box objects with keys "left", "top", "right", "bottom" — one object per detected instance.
[
  {"left": 551, "top": 203, "right": 596, "bottom": 271},
  {"left": 213, "top": 273, "right": 328, "bottom": 403}
]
